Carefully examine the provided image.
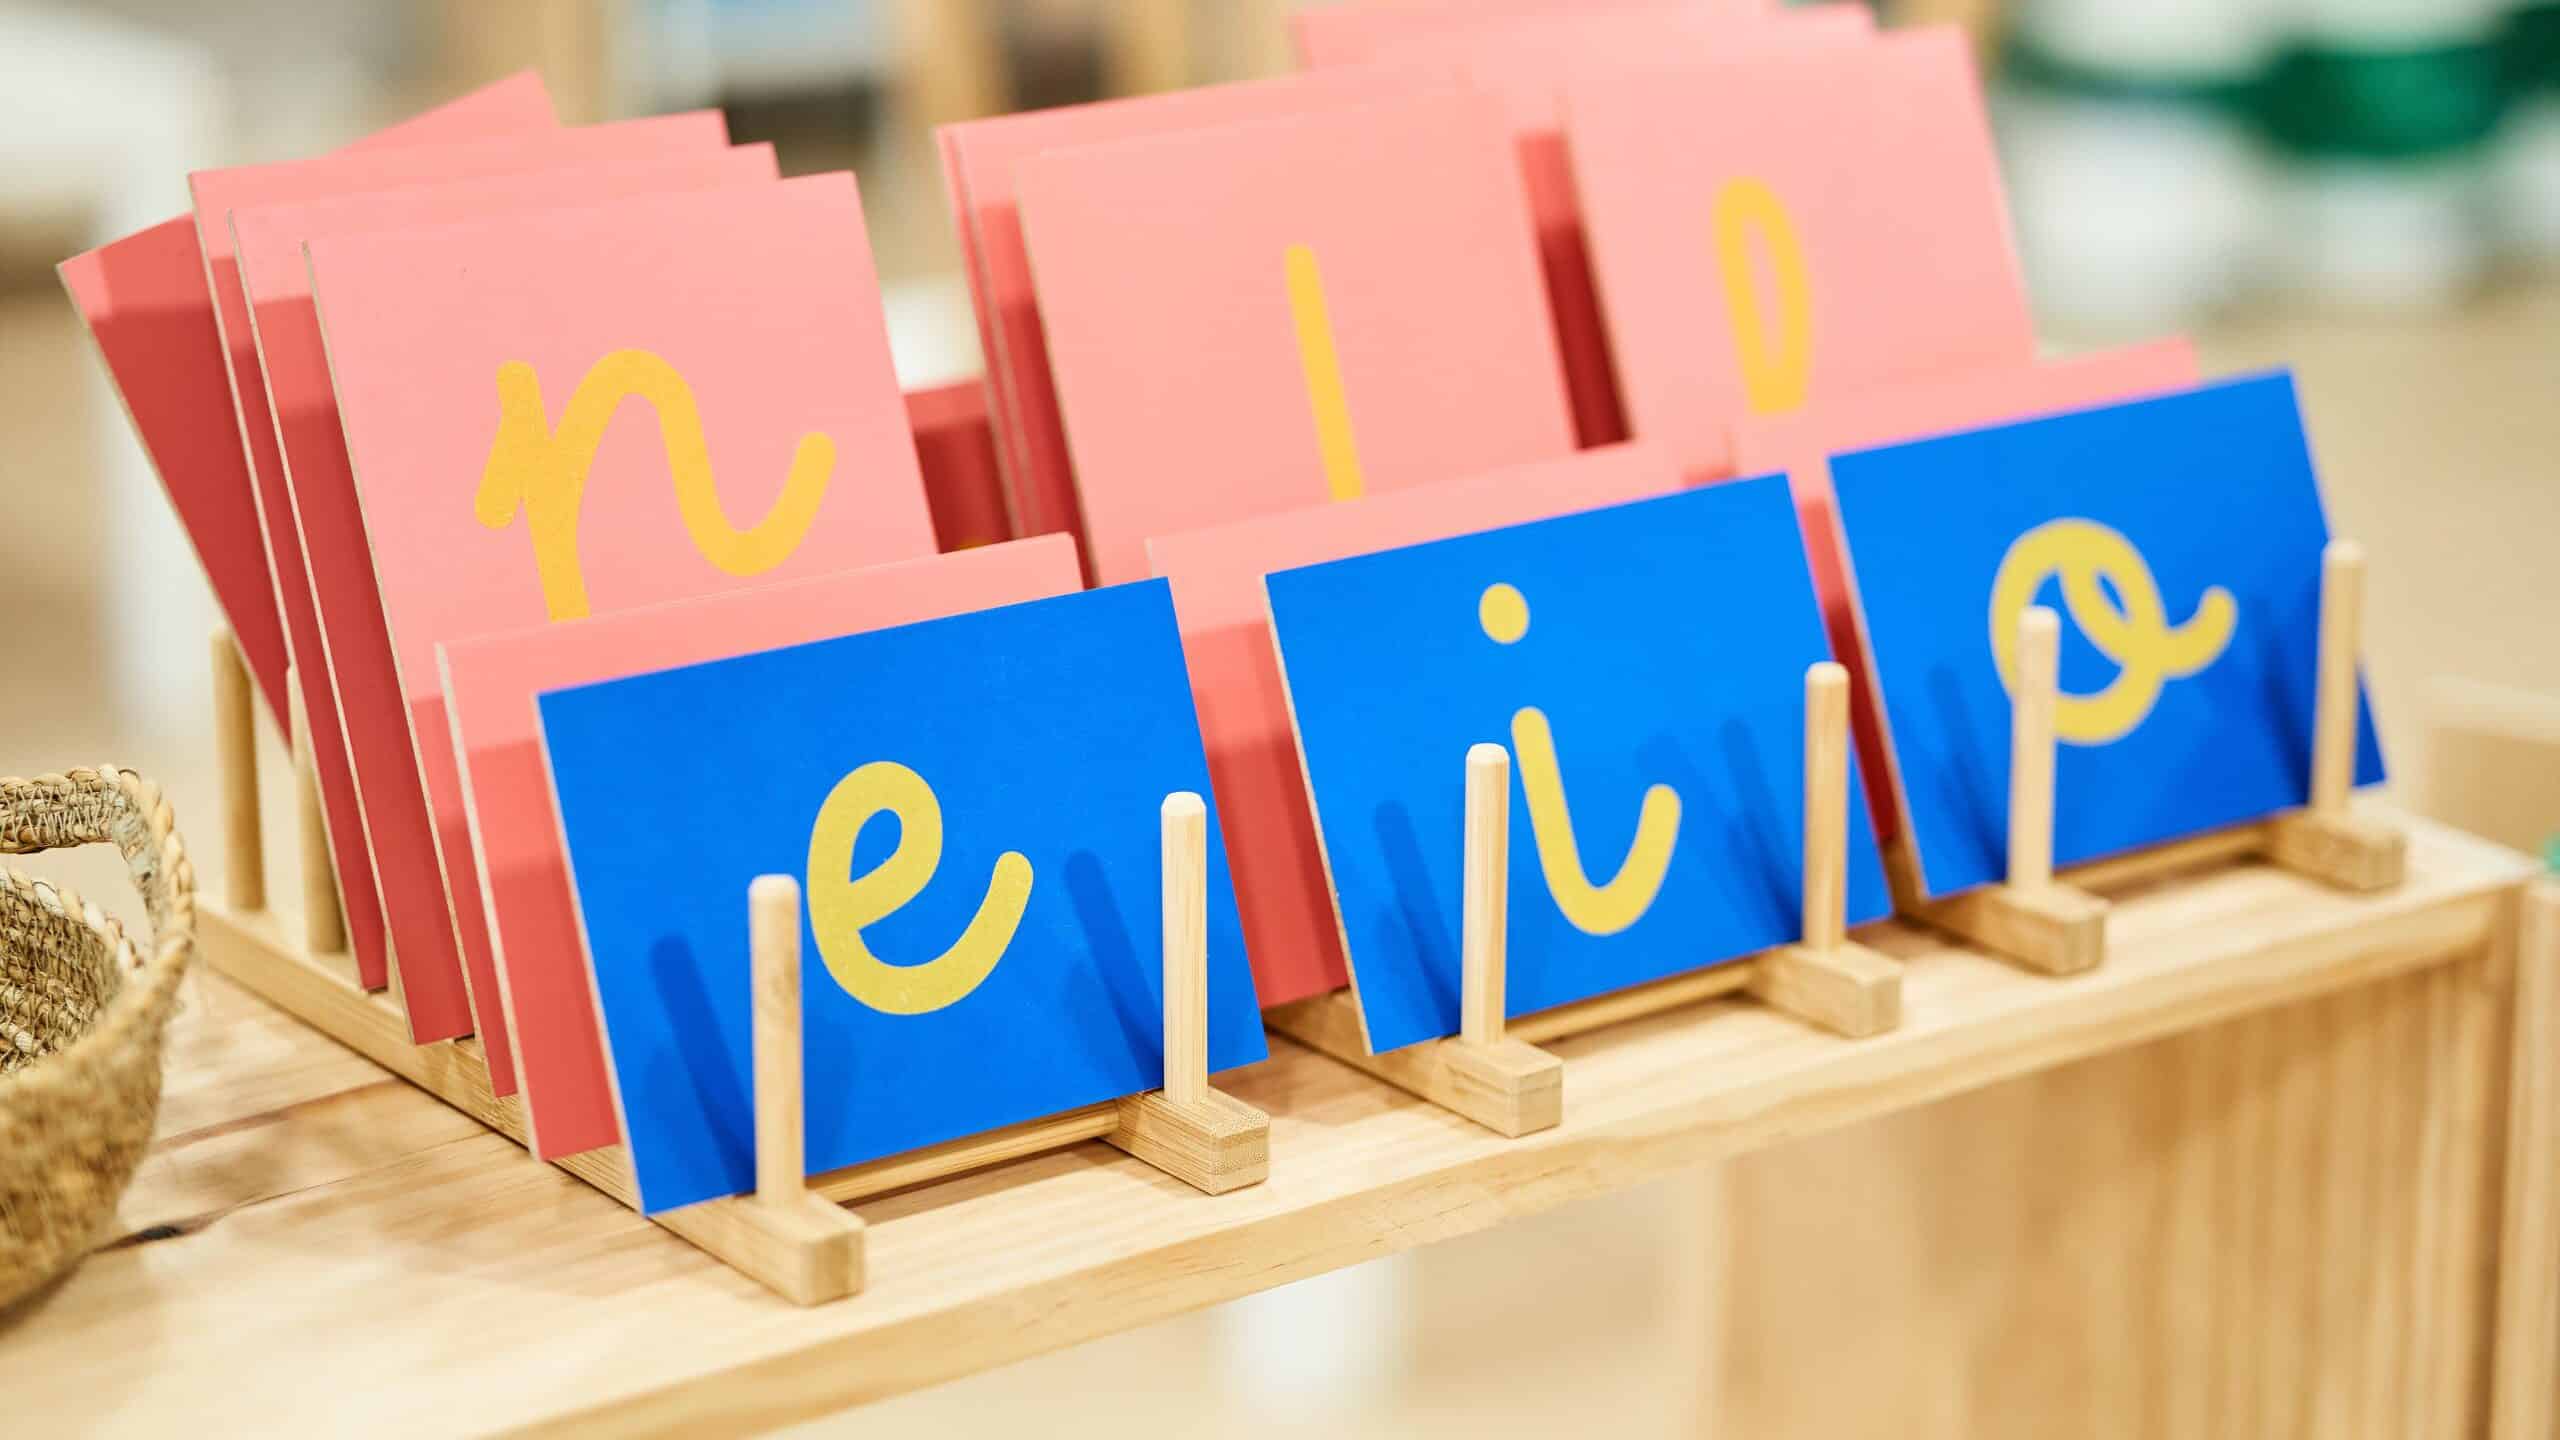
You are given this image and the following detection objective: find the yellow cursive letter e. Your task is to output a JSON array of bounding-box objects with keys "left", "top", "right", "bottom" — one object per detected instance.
[{"left": 805, "top": 761, "right": 1032, "bottom": 1015}]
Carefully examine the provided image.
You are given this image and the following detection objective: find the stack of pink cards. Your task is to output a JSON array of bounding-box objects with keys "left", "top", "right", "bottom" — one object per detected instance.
[
  {"left": 1566, "top": 25, "right": 2041, "bottom": 480},
  {"left": 58, "top": 2, "right": 2212, "bottom": 1172},
  {"left": 938, "top": 66, "right": 1448, "bottom": 567},
  {"left": 60, "top": 72, "right": 966, "bottom": 1153},
  {"left": 1008, "top": 88, "right": 1579, "bottom": 585},
  {"left": 1300, "top": 1, "right": 1869, "bottom": 448}
]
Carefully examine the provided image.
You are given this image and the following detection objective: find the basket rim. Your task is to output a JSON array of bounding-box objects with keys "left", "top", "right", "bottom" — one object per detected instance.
[{"left": 0, "top": 766, "right": 197, "bottom": 1095}]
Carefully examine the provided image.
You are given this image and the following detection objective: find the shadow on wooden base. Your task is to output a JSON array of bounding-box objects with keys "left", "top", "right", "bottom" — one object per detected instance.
[
  {"left": 201, "top": 629, "right": 1268, "bottom": 1305},
  {"left": 1268, "top": 664, "right": 1904, "bottom": 1138},
  {"left": 197, "top": 893, "right": 1270, "bottom": 1304},
  {"left": 1274, "top": 666, "right": 1904, "bottom": 1137},
  {"left": 1268, "top": 934, "right": 1905, "bottom": 1140},
  {"left": 1917, "top": 807, "right": 2411, "bottom": 979},
  {"left": 1266, "top": 989, "right": 1564, "bottom": 1138}
]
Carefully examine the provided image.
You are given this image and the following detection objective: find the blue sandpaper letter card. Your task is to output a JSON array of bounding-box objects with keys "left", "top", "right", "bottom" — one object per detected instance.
[
  {"left": 1829, "top": 370, "right": 2386, "bottom": 900},
  {"left": 1267, "top": 474, "right": 1892, "bottom": 1055},
  {"left": 539, "top": 580, "right": 1266, "bottom": 1213}
]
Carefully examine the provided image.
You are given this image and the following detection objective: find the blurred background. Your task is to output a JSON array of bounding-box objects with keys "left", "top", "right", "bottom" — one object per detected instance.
[{"left": 0, "top": 0, "right": 2553, "bottom": 1433}]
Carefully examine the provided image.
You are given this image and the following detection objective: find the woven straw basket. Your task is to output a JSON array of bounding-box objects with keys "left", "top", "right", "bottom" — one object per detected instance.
[{"left": 0, "top": 767, "right": 195, "bottom": 1308}]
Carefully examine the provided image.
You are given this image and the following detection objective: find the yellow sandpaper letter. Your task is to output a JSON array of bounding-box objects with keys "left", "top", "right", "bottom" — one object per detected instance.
[
  {"left": 1477, "top": 585, "right": 1679, "bottom": 934},
  {"left": 1711, "top": 178, "right": 1814, "bottom": 416},
  {"left": 1510, "top": 708, "right": 1681, "bottom": 936},
  {"left": 476, "top": 348, "right": 835, "bottom": 621},
  {"left": 1988, "top": 518, "right": 2238, "bottom": 745},
  {"left": 805, "top": 760, "right": 1033, "bottom": 1015},
  {"left": 1284, "top": 243, "right": 1367, "bottom": 502}
]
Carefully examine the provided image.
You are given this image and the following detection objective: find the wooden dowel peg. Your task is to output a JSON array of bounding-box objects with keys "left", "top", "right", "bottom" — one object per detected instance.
[
  {"left": 286, "top": 667, "right": 346, "bottom": 955},
  {"left": 1746, "top": 662, "right": 1902, "bottom": 1037},
  {"left": 2008, "top": 605, "right": 2059, "bottom": 890},
  {"left": 1260, "top": 740, "right": 1560, "bottom": 1138},
  {"left": 1460, "top": 743, "right": 1510, "bottom": 1049},
  {"left": 1107, "top": 791, "right": 1270, "bottom": 1193},
  {"left": 212, "top": 626, "right": 264, "bottom": 914},
  {"left": 1801, "top": 663, "right": 1849, "bottom": 952},
  {"left": 749, "top": 874, "right": 806, "bottom": 1207},
  {"left": 1160, "top": 792, "right": 1208, "bottom": 1107},
  {"left": 1921, "top": 606, "right": 2107, "bottom": 976},
  {"left": 695, "top": 873, "right": 863, "bottom": 1305},
  {"left": 2265, "top": 537, "right": 2405, "bottom": 891},
  {"left": 2310, "top": 538, "right": 2364, "bottom": 814}
]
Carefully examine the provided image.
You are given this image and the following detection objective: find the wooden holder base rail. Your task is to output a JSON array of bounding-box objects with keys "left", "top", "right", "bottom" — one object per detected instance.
[
  {"left": 1920, "top": 538, "right": 2408, "bottom": 977},
  {"left": 195, "top": 632, "right": 1267, "bottom": 1306},
  {"left": 1267, "top": 661, "right": 1903, "bottom": 1138}
]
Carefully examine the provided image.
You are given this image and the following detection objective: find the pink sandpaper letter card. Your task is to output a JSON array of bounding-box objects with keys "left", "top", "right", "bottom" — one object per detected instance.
[
  {"left": 1312, "top": 3, "right": 1872, "bottom": 448},
  {"left": 1147, "top": 444, "right": 1679, "bottom": 1007},
  {"left": 1567, "top": 25, "right": 2037, "bottom": 481},
  {"left": 306, "top": 173, "right": 938, "bottom": 1060},
  {"left": 56, "top": 72, "right": 556, "bottom": 730},
  {"left": 195, "top": 112, "right": 741, "bottom": 995},
  {"left": 439, "top": 536, "right": 1081, "bottom": 1158},
  {"left": 938, "top": 67, "right": 1437, "bottom": 556},
  {"left": 1018, "top": 90, "right": 1579, "bottom": 586}
]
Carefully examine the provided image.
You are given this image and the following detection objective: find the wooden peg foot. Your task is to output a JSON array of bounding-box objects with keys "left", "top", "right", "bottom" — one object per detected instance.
[
  {"left": 1264, "top": 742, "right": 1562, "bottom": 1137},
  {"left": 2271, "top": 538, "right": 2405, "bottom": 895},
  {"left": 2267, "top": 808, "right": 2407, "bottom": 893},
  {"left": 723, "top": 873, "right": 868, "bottom": 1305},
  {"left": 1109, "top": 1088, "right": 1270, "bottom": 1194},
  {"left": 1118, "top": 791, "right": 1277, "bottom": 1194},
  {"left": 1924, "top": 881, "right": 2109, "bottom": 976},
  {"left": 1922, "top": 608, "right": 2112, "bottom": 976},
  {"left": 1265, "top": 991, "right": 1564, "bottom": 1138},
  {"left": 1755, "top": 664, "right": 1905, "bottom": 1036},
  {"left": 1749, "top": 939, "right": 1903, "bottom": 1037},
  {"left": 1431, "top": 1036, "right": 1566, "bottom": 1137},
  {"left": 660, "top": 1192, "right": 865, "bottom": 1307}
]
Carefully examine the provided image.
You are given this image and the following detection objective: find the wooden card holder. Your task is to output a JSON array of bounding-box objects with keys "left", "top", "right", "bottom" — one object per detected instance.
[
  {"left": 194, "top": 632, "right": 1269, "bottom": 1305},
  {"left": 1265, "top": 661, "right": 1904, "bottom": 1138},
  {"left": 1920, "top": 538, "right": 2409, "bottom": 976}
]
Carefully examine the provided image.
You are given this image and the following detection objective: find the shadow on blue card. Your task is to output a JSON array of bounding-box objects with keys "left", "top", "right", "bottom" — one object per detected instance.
[
  {"left": 537, "top": 580, "right": 1266, "bottom": 1213},
  {"left": 1267, "top": 474, "right": 1892, "bottom": 1054},
  {"left": 1830, "top": 370, "right": 2387, "bottom": 900}
]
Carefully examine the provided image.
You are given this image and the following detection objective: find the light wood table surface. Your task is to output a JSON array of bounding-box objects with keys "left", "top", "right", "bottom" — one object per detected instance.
[{"left": 3, "top": 811, "right": 2538, "bottom": 1436}]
